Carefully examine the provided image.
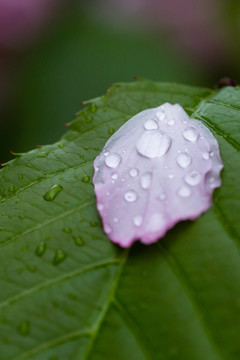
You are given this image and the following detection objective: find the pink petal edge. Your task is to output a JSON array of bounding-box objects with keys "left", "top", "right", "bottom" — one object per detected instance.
[{"left": 93, "top": 103, "right": 223, "bottom": 248}]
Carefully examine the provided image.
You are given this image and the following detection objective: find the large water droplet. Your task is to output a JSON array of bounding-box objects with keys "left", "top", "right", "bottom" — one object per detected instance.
[
  {"left": 105, "top": 153, "right": 122, "bottom": 168},
  {"left": 43, "top": 185, "right": 63, "bottom": 201},
  {"left": 178, "top": 186, "right": 191, "bottom": 198},
  {"left": 136, "top": 130, "right": 171, "bottom": 158},
  {"left": 176, "top": 152, "right": 192, "bottom": 168},
  {"left": 144, "top": 119, "right": 158, "bottom": 130},
  {"left": 53, "top": 250, "right": 68, "bottom": 265},
  {"left": 140, "top": 172, "right": 152, "bottom": 189},
  {"left": 183, "top": 127, "right": 199, "bottom": 142},
  {"left": 184, "top": 171, "right": 201, "bottom": 186},
  {"left": 129, "top": 168, "right": 139, "bottom": 177},
  {"left": 124, "top": 190, "right": 137, "bottom": 202},
  {"left": 133, "top": 215, "right": 143, "bottom": 227},
  {"left": 17, "top": 322, "right": 30, "bottom": 336},
  {"left": 35, "top": 242, "right": 46, "bottom": 257}
]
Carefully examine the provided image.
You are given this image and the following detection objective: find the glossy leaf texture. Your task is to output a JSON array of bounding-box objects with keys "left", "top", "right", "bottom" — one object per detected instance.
[{"left": 0, "top": 80, "right": 240, "bottom": 360}]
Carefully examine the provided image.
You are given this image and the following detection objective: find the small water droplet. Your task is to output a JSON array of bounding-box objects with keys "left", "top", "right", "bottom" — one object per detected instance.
[
  {"left": 202, "top": 152, "right": 209, "bottom": 160},
  {"left": 168, "top": 174, "right": 174, "bottom": 180},
  {"left": 35, "top": 242, "right": 46, "bottom": 256},
  {"left": 159, "top": 193, "right": 166, "bottom": 201},
  {"left": 140, "top": 172, "right": 152, "bottom": 189},
  {"left": 90, "top": 104, "right": 97, "bottom": 113},
  {"left": 17, "top": 322, "right": 30, "bottom": 336},
  {"left": 58, "top": 143, "right": 64, "bottom": 149},
  {"left": 63, "top": 227, "right": 72, "bottom": 234},
  {"left": 43, "top": 184, "right": 63, "bottom": 201},
  {"left": 8, "top": 185, "right": 15, "bottom": 193},
  {"left": 18, "top": 174, "right": 23, "bottom": 179},
  {"left": 108, "top": 128, "right": 115, "bottom": 135},
  {"left": 129, "top": 168, "right": 139, "bottom": 177},
  {"left": 210, "top": 151, "right": 214, "bottom": 157},
  {"left": 156, "top": 110, "right": 165, "bottom": 120},
  {"left": 144, "top": 119, "right": 158, "bottom": 130},
  {"left": 37, "top": 152, "right": 49, "bottom": 158},
  {"left": 97, "top": 203, "right": 104, "bottom": 211},
  {"left": 178, "top": 186, "right": 191, "bottom": 198},
  {"left": 86, "top": 115, "right": 93, "bottom": 123},
  {"left": 103, "top": 150, "right": 110, "bottom": 157},
  {"left": 167, "top": 118, "right": 175, "bottom": 126},
  {"left": 82, "top": 175, "right": 90, "bottom": 183},
  {"left": 183, "top": 127, "right": 199, "bottom": 142},
  {"left": 133, "top": 215, "right": 143, "bottom": 227},
  {"left": 136, "top": 130, "right": 171, "bottom": 158},
  {"left": 111, "top": 173, "right": 118, "bottom": 180},
  {"left": 124, "top": 190, "right": 137, "bottom": 202},
  {"left": 113, "top": 217, "right": 118, "bottom": 223},
  {"left": 73, "top": 236, "right": 85, "bottom": 246},
  {"left": 184, "top": 171, "right": 201, "bottom": 186},
  {"left": 105, "top": 224, "right": 112, "bottom": 234},
  {"left": 176, "top": 152, "right": 192, "bottom": 168},
  {"left": 105, "top": 153, "right": 122, "bottom": 168},
  {"left": 53, "top": 250, "right": 68, "bottom": 265}
]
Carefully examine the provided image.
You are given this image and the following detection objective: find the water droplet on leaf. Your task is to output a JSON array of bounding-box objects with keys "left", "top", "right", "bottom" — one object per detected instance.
[
  {"left": 35, "top": 242, "right": 46, "bottom": 256},
  {"left": 82, "top": 175, "right": 90, "bottom": 183},
  {"left": 43, "top": 185, "right": 63, "bottom": 201},
  {"left": 52, "top": 250, "right": 68, "bottom": 265},
  {"left": 17, "top": 322, "right": 30, "bottom": 336}
]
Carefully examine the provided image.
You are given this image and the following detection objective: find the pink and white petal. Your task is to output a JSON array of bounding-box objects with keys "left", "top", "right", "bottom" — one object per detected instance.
[{"left": 93, "top": 103, "right": 223, "bottom": 248}]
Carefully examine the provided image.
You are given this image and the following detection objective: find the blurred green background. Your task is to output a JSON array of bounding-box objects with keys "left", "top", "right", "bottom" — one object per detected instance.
[{"left": 0, "top": 0, "right": 239, "bottom": 164}]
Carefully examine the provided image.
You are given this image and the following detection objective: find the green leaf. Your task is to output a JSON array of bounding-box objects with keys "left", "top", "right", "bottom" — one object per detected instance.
[{"left": 0, "top": 80, "right": 240, "bottom": 360}]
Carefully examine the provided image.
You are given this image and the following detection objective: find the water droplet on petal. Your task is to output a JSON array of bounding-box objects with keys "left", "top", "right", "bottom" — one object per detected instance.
[
  {"left": 176, "top": 152, "right": 192, "bottom": 168},
  {"left": 105, "top": 224, "right": 112, "bottom": 234},
  {"left": 124, "top": 190, "right": 137, "bottom": 202},
  {"left": 168, "top": 174, "right": 174, "bottom": 180},
  {"left": 113, "top": 217, "right": 118, "bottom": 223},
  {"left": 105, "top": 153, "right": 122, "bottom": 168},
  {"left": 156, "top": 110, "right": 165, "bottom": 120},
  {"left": 129, "top": 168, "right": 139, "bottom": 177},
  {"left": 43, "top": 185, "right": 63, "bottom": 201},
  {"left": 178, "top": 186, "right": 191, "bottom": 198},
  {"left": 159, "top": 193, "right": 166, "bottom": 201},
  {"left": 136, "top": 130, "right": 171, "bottom": 158},
  {"left": 133, "top": 215, "right": 143, "bottom": 227},
  {"left": 97, "top": 203, "right": 104, "bottom": 211},
  {"left": 168, "top": 119, "right": 175, "bottom": 126},
  {"left": 183, "top": 127, "right": 199, "bottom": 142},
  {"left": 184, "top": 171, "right": 201, "bottom": 186},
  {"left": 111, "top": 173, "right": 118, "bottom": 180},
  {"left": 140, "top": 172, "right": 152, "bottom": 189},
  {"left": 144, "top": 119, "right": 158, "bottom": 130},
  {"left": 202, "top": 152, "right": 209, "bottom": 160},
  {"left": 210, "top": 151, "right": 214, "bottom": 157},
  {"left": 103, "top": 150, "right": 110, "bottom": 157}
]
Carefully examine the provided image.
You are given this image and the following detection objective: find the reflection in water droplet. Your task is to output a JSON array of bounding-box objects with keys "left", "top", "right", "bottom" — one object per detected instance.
[
  {"left": 133, "top": 215, "right": 143, "bottom": 227},
  {"left": 129, "top": 168, "right": 139, "bottom": 177},
  {"left": 178, "top": 186, "right": 191, "bottom": 198},
  {"left": 43, "top": 185, "right": 63, "bottom": 201},
  {"left": 136, "top": 130, "right": 171, "bottom": 158},
  {"left": 17, "top": 322, "right": 30, "bottom": 336},
  {"left": 73, "top": 236, "right": 85, "bottom": 246},
  {"left": 63, "top": 227, "right": 72, "bottom": 234},
  {"left": 124, "top": 190, "right": 138, "bottom": 202},
  {"left": 105, "top": 153, "right": 122, "bottom": 168},
  {"left": 184, "top": 171, "right": 201, "bottom": 186},
  {"left": 183, "top": 127, "right": 199, "bottom": 142},
  {"left": 144, "top": 119, "right": 158, "bottom": 130},
  {"left": 35, "top": 242, "right": 46, "bottom": 257},
  {"left": 82, "top": 175, "right": 90, "bottom": 183},
  {"left": 140, "top": 172, "right": 152, "bottom": 189},
  {"left": 53, "top": 250, "right": 68, "bottom": 265},
  {"left": 176, "top": 152, "right": 192, "bottom": 168}
]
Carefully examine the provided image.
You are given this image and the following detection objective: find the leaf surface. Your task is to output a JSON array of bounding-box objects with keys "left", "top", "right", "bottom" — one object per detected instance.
[{"left": 0, "top": 80, "right": 240, "bottom": 360}]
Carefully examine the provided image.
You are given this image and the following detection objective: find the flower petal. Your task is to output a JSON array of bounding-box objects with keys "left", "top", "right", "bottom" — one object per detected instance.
[{"left": 93, "top": 103, "right": 223, "bottom": 248}]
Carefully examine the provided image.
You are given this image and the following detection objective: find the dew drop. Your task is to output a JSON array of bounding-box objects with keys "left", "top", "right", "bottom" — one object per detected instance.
[
  {"left": 124, "top": 190, "right": 137, "bottom": 202},
  {"left": 176, "top": 152, "right": 192, "bottom": 168},
  {"left": 129, "top": 168, "right": 139, "bottom": 177},
  {"left": 37, "top": 151, "right": 49, "bottom": 158},
  {"left": 97, "top": 203, "right": 104, "bottom": 211},
  {"left": 52, "top": 249, "right": 68, "bottom": 265},
  {"left": 63, "top": 227, "right": 72, "bottom": 234},
  {"left": 202, "top": 152, "right": 209, "bottom": 160},
  {"left": 140, "top": 172, "right": 152, "bottom": 189},
  {"left": 167, "top": 118, "right": 175, "bottom": 126},
  {"left": 105, "top": 224, "right": 112, "bottom": 234},
  {"left": 210, "top": 151, "right": 214, "bottom": 157},
  {"left": 136, "top": 130, "right": 171, "bottom": 158},
  {"left": 113, "top": 217, "right": 118, "bottom": 223},
  {"left": 82, "top": 175, "right": 90, "bottom": 183},
  {"left": 73, "top": 236, "right": 85, "bottom": 246},
  {"left": 159, "top": 193, "right": 166, "bottom": 201},
  {"left": 90, "top": 103, "right": 97, "bottom": 113},
  {"left": 111, "top": 173, "right": 118, "bottom": 180},
  {"left": 184, "top": 171, "right": 201, "bottom": 186},
  {"left": 105, "top": 153, "right": 122, "bottom": 168},
  {"left": 103, "top": 150, "right": 110, "bottom": 157},
  {"left": 144, "top": 119, "right": 158, "bottom": 130},
  {"left": 168, "top": 174, "right": 174, "bottom": 179},
  {"left": 17, "top": 322, "right": 30, "bottom": 336},
  {"left": 35, "top": 242, "right": 46, "bottom": 257},
  {"left": 133, "top": 215, "right": 143, "bottom": 227},
  {"left": 43, "top": 184, "right": 63, "bottom": 201},
  {"left": 108, "top": 128, "right": 115, "bottom": 135},
  {"left": 183, "top": 127, "right": 199, "bottom": 142},
  {"left": 8, "top": 185, "right": 15, "bottom": 193},
  {"left": 178, "top": 186, "right": 191, "bottom": 198},
  {"left": 156, "top": 110, "right": 165, "bottom": 120}
]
